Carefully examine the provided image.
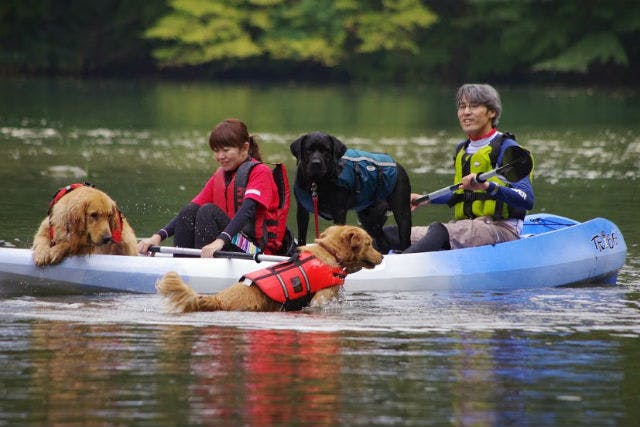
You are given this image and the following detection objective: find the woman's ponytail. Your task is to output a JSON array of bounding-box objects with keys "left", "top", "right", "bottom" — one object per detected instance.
[{"left": 248, "top": 135, "right": 262, "bottom": 162}]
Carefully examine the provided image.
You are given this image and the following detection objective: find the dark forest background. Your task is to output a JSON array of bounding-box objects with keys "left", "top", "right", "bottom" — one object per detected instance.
[{"left": 1, "top": 0, "right": 638, "bottom": 85}]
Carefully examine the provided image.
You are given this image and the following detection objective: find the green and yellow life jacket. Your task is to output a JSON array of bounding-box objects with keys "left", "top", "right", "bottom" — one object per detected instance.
[{"left": 448, "top": 132, "right": 525, "bottom": 220}]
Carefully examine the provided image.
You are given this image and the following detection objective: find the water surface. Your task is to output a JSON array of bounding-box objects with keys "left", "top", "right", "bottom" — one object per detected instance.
[{"left": 1, "top": 78, "right": 639, "bottom": 426}]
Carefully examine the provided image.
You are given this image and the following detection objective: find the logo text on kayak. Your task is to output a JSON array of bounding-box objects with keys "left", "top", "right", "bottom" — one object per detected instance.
[{"left": 591, "top": 231, "right": 618, "bottom": 251}]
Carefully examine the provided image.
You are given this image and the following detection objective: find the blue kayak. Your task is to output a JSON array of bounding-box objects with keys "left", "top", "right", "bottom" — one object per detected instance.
[
  {"left": 350, "top": 213, "right": 627, "bottom": 291},
  {"left": 0, "top": 214, "right": 628, "bottom": 296}
]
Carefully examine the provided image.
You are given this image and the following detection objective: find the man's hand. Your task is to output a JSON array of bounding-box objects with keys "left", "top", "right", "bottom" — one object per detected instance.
[
  {"left": 461, "top": 174, "right": 489, "bottom": 191},
  {"left": 410, "top": 192, "right": 430, "bottom": 211}
]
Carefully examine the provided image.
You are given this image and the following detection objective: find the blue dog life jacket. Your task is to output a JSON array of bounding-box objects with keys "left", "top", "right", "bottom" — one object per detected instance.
[{"left": 295, "top": 148, "right": 398, "bottom": 216}]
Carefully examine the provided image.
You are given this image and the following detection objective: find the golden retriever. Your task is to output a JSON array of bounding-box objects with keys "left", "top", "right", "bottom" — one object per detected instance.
[
  {"left": 32, "top": 184, "right": 137, "bottom": 266},
  {"left": 156, "top": 225, "right": 383, "bottom": 312}
]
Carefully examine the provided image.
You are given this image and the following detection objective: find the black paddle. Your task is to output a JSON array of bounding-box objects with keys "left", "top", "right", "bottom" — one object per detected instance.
[
  {"left": 148, "top": 246, "right": 289, "bottom": 262},
  {"left": 412, "top": 145, "right": 533, "bottom": 206}
]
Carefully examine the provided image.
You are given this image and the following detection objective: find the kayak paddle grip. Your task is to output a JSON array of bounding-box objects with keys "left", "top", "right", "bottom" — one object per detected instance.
[{"left": 412, "top": 195, "right": 429, "bottom": 206}]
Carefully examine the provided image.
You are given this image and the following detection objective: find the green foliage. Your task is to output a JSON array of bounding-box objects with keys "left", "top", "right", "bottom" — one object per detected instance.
[
  {"left": 258, "top": 0, "right": 346, "bottom": 66},
  {"left": 0, "top": 0, "right": 638, "bottom": 83},
  {"left": 534, "top": 33, "right": 628, "bottom": 73},
  {"left": 350, "top": 0, "right": 437, "bottom": 54},
  {"left": 445, "top": 0, "right": 640, "bottom": 78},
  {"left": 144, "top": 0, "right": 436, "bottom": 69},
  {"left": 144, "top": 0, "right": 261, "bottom": 65},
  {"left": 0, "top": 0, "right": 167, "bottom": 74}
]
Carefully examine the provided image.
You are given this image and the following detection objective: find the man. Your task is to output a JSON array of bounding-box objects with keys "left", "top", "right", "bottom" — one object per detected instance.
[{"left": 405, "top": 83, "right": 534, "bottom": 253}]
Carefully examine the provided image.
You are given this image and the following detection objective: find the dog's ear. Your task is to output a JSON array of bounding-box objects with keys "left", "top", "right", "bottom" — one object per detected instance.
[
  {"left": 318, "top": 225, "right": 334, "bottom": 240},
  {"left": 341, "top": 227, "right": 364, "bottom": 253},
  {"left": 329, "top": 135, "right": 347, "bottom": 160},
  {"left": 58, "top": 198, "right": 88, "bottom": 234},
  {"left": 108, "top": 203, "right": 119, "bottom": 231},
  {"left": 290, "top": 134, "right": 307, "bottom": 162}
]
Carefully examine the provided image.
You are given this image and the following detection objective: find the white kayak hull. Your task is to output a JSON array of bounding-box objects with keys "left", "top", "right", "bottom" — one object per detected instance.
[{"left": 0, "top": 214, "right": 627, "bottom": 297}]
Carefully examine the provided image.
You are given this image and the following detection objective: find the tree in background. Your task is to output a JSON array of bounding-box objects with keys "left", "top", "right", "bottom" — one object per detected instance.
[
  {"left": 0, "top": 0, "right": 166, "bottom": 75},
  {"left": 0, "top": 0, "right": 638, "bottom": 84},
  {"left": 427, "top": 0, "right": 640, "bottom": 84},
  {"left": 143, "top": 0, "right": 436, "bottom": 81}
]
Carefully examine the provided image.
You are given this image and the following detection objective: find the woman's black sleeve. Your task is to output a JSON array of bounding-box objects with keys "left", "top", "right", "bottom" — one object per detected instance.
[{"left": 220, "top": 199, "right": 258, "bottom": 242}]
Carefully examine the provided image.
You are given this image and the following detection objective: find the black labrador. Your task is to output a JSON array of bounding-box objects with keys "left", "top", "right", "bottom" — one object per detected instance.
[{"left": 290, "top": 132, "right": 411, "bottom": 253}]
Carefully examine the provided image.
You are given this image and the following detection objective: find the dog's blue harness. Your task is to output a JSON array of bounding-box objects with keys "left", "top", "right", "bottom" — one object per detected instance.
[{"left": 295, "top": 149, "right": 398, "bottom": 215}]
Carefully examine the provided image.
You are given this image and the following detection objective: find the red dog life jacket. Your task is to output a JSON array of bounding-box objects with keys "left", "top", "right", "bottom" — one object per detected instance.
[{"left": 240, "top": 251, "right": 347, "bottom": 311}]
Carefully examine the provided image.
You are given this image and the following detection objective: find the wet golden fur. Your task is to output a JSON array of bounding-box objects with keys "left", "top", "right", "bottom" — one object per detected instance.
[
  {"left": 156, "top": 225, "right": 383, "bottom": 312},
  {"left": 32, "top": 185, "right": 137, "bottom": 266}
]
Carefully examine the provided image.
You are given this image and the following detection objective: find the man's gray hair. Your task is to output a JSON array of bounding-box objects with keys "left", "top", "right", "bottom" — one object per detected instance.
[{"left": 456, "top": 84, "right": 502, "bottom": 127}]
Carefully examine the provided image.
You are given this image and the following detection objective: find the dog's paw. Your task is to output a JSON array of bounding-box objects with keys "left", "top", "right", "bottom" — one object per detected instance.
[
  {"left": 32, "top": 249, "right": 56, "bottom": 267},
  {"left": 32, "top": 254, "right": 47, "bottom": 267},
  {"left": 309, "top": 287, "right": 343, "bottom": 308}
]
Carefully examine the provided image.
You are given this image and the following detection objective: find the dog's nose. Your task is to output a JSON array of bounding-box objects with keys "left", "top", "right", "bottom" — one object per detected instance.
[{"left": 101, "top": 235, "right": 112, "bottom": 245}]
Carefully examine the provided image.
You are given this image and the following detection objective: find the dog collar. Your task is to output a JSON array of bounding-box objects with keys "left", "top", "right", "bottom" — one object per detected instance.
[
  {"left": 48, "top": 182, "right": 93, "bottom": 215},
  {"left": 317, "top": 241, "right": 347, "bottom": 271}
]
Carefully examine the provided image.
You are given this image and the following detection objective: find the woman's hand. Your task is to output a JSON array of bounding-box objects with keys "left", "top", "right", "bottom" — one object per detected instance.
[
  {"left": 201, "top": 238, "right": 225, "bottom": 258},
  {"left": 137, "top": 234, "right": 162, "bottom": 256},
  {"left": 410, "top": 193, "right": 430, "bottom": 211}
]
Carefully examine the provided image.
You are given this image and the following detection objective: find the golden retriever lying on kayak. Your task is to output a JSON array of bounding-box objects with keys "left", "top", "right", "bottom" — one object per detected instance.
[
  {"left": 32, "top": 183, "right": 138, "bottom": 266},
  {"left": 156, "top": 225, "right": 383, "bottom": 312}
]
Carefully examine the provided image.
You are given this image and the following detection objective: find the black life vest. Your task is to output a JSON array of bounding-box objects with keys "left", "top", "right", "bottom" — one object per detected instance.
[{"left": 233, "top": 161, "right": 292, "bottom": 255}]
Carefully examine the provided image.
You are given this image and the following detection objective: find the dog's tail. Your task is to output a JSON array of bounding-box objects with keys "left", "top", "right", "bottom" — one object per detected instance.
[
  {"left": 156, "top": 271, "right": 202, "bottom": 313},
  {"left": 156, "top": 271, "right": 227, "bottom": 312}
]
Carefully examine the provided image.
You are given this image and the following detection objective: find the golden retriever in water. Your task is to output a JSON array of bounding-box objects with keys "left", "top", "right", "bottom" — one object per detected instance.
[
  {"left": 32, "top": 184, "right": 137, "bottom": 266},
  {"left": 156, "top": 225, "right": 383, "bottom": 312}
]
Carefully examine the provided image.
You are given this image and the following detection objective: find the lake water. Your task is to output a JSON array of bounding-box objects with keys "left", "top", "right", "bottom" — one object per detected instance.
[{"left": 1, "top": 77, "right": 639, "bottom": 426}]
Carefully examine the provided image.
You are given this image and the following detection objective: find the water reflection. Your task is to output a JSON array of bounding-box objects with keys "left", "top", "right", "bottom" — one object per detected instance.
[
  {"left": 186, "top": 328, "right": 341, "bottom": 426},
  {"left": 0, "top": 293, "right": 638, "bottom": 426},
  {"left": 25, "top": 321, "right": 160, "bottom": 425}
]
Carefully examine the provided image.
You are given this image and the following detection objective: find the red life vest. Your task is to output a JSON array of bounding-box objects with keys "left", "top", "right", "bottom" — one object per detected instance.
[
  {"left": 240, "top": 251, "right": 347, "bottom": 311},
  {"left": 210, "top": 159, "right": 291, "bottom": 255}
]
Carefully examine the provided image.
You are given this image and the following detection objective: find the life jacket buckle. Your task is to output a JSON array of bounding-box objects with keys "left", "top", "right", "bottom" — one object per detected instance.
[{"left": 463, "top": 191, "right": 477, "bottom": 202}]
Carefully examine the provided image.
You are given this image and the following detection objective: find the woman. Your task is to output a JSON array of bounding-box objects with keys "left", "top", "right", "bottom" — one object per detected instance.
[{"left": 138, "top": 118, "right": 288, "bottom": 257}]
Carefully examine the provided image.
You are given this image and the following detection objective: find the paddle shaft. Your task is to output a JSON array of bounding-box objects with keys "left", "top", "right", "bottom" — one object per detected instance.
[
  {"left": 412, "top": 149, "right": 531, "bottom": 206},
  {"left": 148, "top": 246, "right": 288, "bottom": 262}
]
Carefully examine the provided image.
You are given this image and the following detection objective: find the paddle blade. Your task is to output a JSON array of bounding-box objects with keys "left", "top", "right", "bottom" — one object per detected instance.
[{"left": 499, "top": 145, "right": 533, "bottom": 182}]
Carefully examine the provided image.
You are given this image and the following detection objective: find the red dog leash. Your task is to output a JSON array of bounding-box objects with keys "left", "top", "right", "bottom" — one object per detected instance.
[{"left": 311, "top": 182, "right": 320, "bottom": 239}]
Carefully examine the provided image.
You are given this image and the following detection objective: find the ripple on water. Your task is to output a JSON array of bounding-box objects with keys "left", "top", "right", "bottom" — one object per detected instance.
[{"left": 1, "top": 285, "right": 639, "bottom": 336}]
